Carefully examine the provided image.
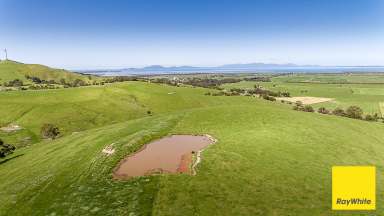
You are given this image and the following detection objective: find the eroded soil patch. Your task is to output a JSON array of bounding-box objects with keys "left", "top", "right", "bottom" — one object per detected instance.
[
  {"left": 113, "top": 135, "right": 215, "bottom": 179},
  {"left": 0, "top": 124, "right": 22, "bottom": 132},
  {"left": 277, "top": 96, "right": 333, "bottom": 105}
]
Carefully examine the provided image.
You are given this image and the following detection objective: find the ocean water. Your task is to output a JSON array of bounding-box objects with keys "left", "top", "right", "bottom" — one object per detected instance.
[{"left": 76, "top": 66, "right": 384, "bottom": 76}]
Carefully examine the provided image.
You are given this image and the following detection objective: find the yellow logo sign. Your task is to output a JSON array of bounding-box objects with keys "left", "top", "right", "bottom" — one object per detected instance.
[{"left": 332, "top": 166, "right": 376, "bottom": 210}]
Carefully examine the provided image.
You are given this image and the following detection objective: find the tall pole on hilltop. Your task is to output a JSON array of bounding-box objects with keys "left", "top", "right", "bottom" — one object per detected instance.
[{"left": 4, "top": 49, "right": 8, "bottom": 60}]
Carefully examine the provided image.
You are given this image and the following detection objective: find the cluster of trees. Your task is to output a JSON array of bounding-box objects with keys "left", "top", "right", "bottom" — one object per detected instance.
[
  {"left": 28, "top": 85, "right": 60, "bottom": 90},
  {"left": 150, "top": 78, "right": 179, "bottom": 86},
  {"left": 105, "top": 76, "right": 140, "bottom": 83},
  {"left": 2, "top": 76, "right": 94, "bottom": 90},
  {"left": 206, "top": 86, "right": 291, "bottom": 102},
  {"left": 183, "top": 78, "right": 242, "bottom": 89},
  {"left": 3, "top": 74, "right": 150, "bottom": 92},
  {"left": 3, "top": 79, "right": 24, "bottom": 87},
  {"left": 247, "top": 86, "right": 290, "bottom": 98},
  {"left": 149, "top": 76, "right": 276, "bottom": 88},
  {"left": 25, "top": 75, "right": 57, "bottom": 85},
  {"left": 29, "top": 76, "right": 92, "bottom": 88},
  {"left": 59, "top": 78, "right": 90, "bottom": 88},
  {"left": 293, "top": 103, "right": 381, "bottom": 122},
  {"left": 205, "top": 91, "right": 239, "bottom": 96},
  {"left": 244, "top": 77, "right": 271, "bottom": 82},
  {"left": 292, "top": 101, "right": 315, "bottom": 112},
  {"left": 328, "top": 106, "right": 380, "bottom": 121},
  {"left": 229, "top": 88, "right": 246, "bottom": 94},
  {"left": 149, "top": 77, "right": 244, "bottom": 89},
  {"left": 0, "top": 139, "right": 15, "bottom": 158}
]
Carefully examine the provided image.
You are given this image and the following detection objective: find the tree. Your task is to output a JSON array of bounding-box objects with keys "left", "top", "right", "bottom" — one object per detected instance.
[
  {"left": 318, "top": 107, "right": 330, "bottom": 114},
  {"left": 41, "top": 124, "right": 60, "bottom": 139},
  {"left": 345, "top": 106, "right": 363, "bottom": 119},
  {"left": 0, "top": 139, "right": 16, "bottom": 158}
]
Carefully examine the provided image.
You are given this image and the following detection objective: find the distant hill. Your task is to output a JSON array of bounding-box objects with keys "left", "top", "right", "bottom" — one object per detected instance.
[
  {"left": 0, "top": 60, "right": 94, "bottom": 84},
  {"left": 129, "top": 63, "right": 320, "bottom": 71},
  {"left": 220, "top": 62, "right": 320, "bottom": 68}
]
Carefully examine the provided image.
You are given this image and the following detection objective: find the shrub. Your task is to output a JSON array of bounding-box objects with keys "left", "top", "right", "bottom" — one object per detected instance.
[
  {"left": 332, "top": 108, "right": 345, "bottom": 116},
  {"left": 26, "top": 75, "right": 42, "bottom": 84},
  {"left": 365, "top": 114, "right": 375, "bottom": 121},
  {"left": 41, "top": 124, "right": 60, "bottom": 139},
  {"left": 318, "top": 107, "right": 330, "bottom": 114},
  {"left": 262, "top": 94, "right": 276, "bottom": 101},
  {"left": 229, "top": 88, "right": 246, "bottom": 94},
  {"left": 60, "top": 78, "right": 67, "bottom": 85},
  {"left": 71, "top": 79, "right": 87, "bottom": 87},
  {"left": 302, "top": 105, "right": 314, "bottom": 112},
  {"left": 0, "top": 139, "right": 16, "bottom": 158},
  {"left": 5, "top": 79, "right": 23, "bottom": 87},
  {"left": 281, "top": 92, "right": 290, "bottom": 97},
  {"left": 345, "top": 106, "right": 363, "bottom": 119},
  {"left": 147, "top": 110, "right": 152, "bottom": 115},
  {"left": 295, "top": 101, "right": 303, "bottom": 106},
  {"left": 365, "top": 113, "right": 379, "bottom": 122},
  {"left": 212, "top": 92, "right": 225, "bottom": 96}
]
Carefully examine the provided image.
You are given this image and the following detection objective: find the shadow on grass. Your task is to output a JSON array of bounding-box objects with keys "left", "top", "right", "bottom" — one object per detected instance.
[{"left": 0, "top": 154, "right": 24, "bottom": 165}]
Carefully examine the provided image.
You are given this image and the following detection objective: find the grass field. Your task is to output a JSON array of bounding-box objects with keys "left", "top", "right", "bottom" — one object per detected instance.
[
  {"left": 1, "top": 79, "right": 384, "bottom": 215},
  {"left": 273, "top": 73, "right": 384, "bottom": 84},
  {"left": 0, "top": 60, "right": 95, "bottom": 84},
  {"left": 223, "top": 74, "right": 384, "bottom": 115}
]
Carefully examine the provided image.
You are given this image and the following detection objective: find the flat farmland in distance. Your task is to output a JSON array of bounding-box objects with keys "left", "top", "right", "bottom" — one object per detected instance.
[{"left": 223, "top": 73, "right": 384, "bottom": 115}]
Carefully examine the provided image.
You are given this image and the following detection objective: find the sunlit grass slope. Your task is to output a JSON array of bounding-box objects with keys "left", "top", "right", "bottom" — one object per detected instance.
[
  {"left": 1, "top": 81, "right": 384, "bottom": 215},
  {"left": 0, "top": 60, "right": 93, "bottom": 84}
]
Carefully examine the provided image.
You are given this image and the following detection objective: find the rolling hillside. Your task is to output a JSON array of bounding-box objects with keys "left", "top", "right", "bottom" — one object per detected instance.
[
  {"left": 0, "top": 81, "right": 383, "bottom": 215},
  {"left": 0, "top": 60, "right": 94, "bottom": 84}
]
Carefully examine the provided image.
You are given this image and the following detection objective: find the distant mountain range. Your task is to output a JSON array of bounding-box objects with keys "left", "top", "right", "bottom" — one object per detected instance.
[
  {"left": 127, "top": 63, "right": 321, "bottom": 71},
  {"left": 75, "top": 62, "right": 384, "bottom": 76},
  {"left": 121, "top": 62, "right": 384, "bottom": 71}
]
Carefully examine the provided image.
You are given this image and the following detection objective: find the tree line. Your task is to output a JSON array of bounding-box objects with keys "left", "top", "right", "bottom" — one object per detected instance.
[
  {"left": 206, "top": 85, "right": 290, "bottom": 100},
  {"left": 292, "top": 102, "right": 381, "bottom": 122}
]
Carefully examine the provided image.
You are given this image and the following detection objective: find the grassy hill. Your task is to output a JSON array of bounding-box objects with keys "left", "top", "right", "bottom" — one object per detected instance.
[
  {"left": 0, "top": 60, "right": 94, "bottom": 84},
  {"left": 1, "top": 81, "right": 383, "bottom": 215}
]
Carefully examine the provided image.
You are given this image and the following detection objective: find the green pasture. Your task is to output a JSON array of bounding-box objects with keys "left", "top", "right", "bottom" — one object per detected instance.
[
  {"left": 223, "top": 75, "right": 384, "bottom": 115},
  {"left": 1, "top": 81, "right": 384, "bottom": 215}
]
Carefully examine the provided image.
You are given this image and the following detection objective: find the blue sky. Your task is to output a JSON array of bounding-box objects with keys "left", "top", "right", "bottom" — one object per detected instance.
[{"left": 0, "top": 0, "right": 383, "bottom": 69}]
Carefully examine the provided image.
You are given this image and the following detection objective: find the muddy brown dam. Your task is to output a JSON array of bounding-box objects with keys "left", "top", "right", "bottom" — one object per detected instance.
[{"left": 113, "top": 135, "right": 215, "bottom": 179}]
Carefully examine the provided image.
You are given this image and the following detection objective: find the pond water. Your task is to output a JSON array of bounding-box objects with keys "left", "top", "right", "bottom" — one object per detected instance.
[{"left": 113, "top": 135, "right": 214, "bottom": 179}]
